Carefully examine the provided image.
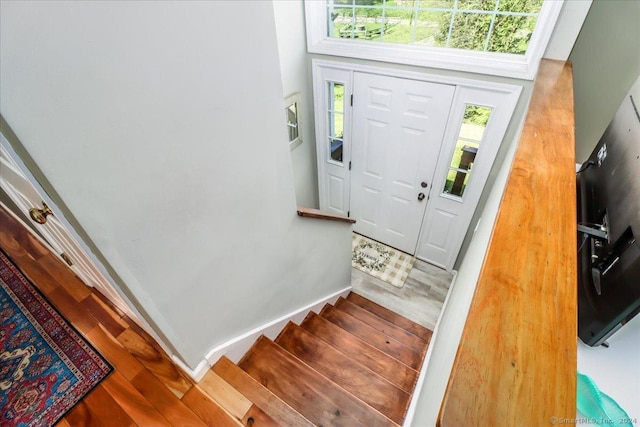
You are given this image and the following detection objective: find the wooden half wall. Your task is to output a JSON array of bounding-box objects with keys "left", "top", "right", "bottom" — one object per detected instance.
[{"left": 439, "top": 60, "right": 577, "bottom": 426}]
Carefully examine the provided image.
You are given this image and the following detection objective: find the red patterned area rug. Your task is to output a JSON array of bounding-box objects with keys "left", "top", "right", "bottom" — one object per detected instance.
[{"left": 0, "top": 250, "right": 112, "bottom": 426}]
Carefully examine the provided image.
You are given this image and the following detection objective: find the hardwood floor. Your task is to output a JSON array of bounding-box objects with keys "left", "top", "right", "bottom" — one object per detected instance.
[
  {"left": 2, "top": 205, "right": 434, "bottom": 426},
  {"left": 0, "top": 206, "right": 225, "bottom": 426}
]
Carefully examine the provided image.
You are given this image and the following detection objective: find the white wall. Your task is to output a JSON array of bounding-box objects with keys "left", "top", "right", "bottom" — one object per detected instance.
[
  {"left": 0, "top": 0, "right": 352, "bottom": 369},
  {"left": 569, "top": 0, "right": 640, "bottom": 162},
  {"left": 543, "top": 0, "right": 592, "bottom": 61},
  {"left": 273, "top": 0, "right": 319, "bottom": 208}
]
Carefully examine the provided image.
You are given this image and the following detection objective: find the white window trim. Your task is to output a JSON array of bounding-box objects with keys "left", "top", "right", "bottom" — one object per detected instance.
[
  {"left": 305, "top": 0, "right": 563, "bottom": 80},
  {"left": 285, "top": 92, "right": 303, "bottom": 151}
]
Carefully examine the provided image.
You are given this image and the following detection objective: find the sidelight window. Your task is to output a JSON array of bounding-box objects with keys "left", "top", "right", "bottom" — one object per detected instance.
[
  {"left": 443, "top": 104, "right": 492, "bottom": 198},
  {"left": 328, "top": 81, "right": 345, "bottom": 163},
  {"left": 285, "top": 93, "right": 302, "bottom": 150}
]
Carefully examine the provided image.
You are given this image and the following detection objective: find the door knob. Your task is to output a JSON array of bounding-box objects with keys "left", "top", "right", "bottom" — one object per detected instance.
[
  {"left": 417, "top": 193, "right": 425, "bottom": 201},
  {"left": 29, "top": 202, "right": 53, "bottom": 224},
  {"left": 421, "top": 182, "right": 428, "bottom": 188}
]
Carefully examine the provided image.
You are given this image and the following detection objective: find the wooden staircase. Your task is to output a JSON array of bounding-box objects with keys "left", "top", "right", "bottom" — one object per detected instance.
[{"left": 197, "top": 292, "right": 432, "bottom": 426}]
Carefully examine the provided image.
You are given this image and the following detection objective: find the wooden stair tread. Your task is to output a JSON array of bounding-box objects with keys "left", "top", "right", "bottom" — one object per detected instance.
[
  {"left": 197, "top": 369, "right": 281, "bottom": 425},
  {"left": 197, "top": 370, "right": 256, "bottom": 423},
  {"left": 238, "top": 336, "right": 399, "bottom": 427},
  {"left": 212, "top": 356, "right": 314, "bottom": 427},
  {"left": 181, "top": 386, "right": 243, "bottom": 427},
  {"left": 243, "top": 405, "right": 279, "bottom": 427},
  {"left": 320, "top": 304, "right": 423, "bottom": 370},
  {"left": 347, "top": 292, "right": 433, "bottom": 341},
  {"left": 335, "top": 297, "right": 428, "bottom": 353},
  {"left": 276, "top": 322, "right": 411, "bottom": 424},
  {"left": 300, "top": 312, "right": 419, "bottom": 393}
]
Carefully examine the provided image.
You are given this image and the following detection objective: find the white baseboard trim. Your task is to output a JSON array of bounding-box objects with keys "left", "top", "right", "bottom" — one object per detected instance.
[
  {"left": 166, "top": 286, "right": 353, "bottom": 382},
  {"left": 171, "top": 355, "right": 211, "bottom": 382},
  {"left": 403, "top": 269, "right": 458, "bottom": 427},
  {"left": 168, "top": 286, "right": 352, "bottom": 382},
  {"left": 206, "top": 286, "right": 351, "bottom": 365}
]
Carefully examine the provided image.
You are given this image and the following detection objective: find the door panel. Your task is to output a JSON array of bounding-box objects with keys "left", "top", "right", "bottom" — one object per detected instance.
[
  {"left": 423, "top": 208, "right": 457, "bottom": 253},
  {"left": 315, "top": 66, "right": 352, "bottom": 216},
  {"left": 359, "top": 186, "right": 381, "bottom": 226},
  {"left": 0, "top": 142, "right": 135, "bottom": 318},
  {"left": 416, "top": 85, "right": 521, "bottom": 270},
  {"left": 350, "top": 73, "right": 455, "bottom": 253},
  {"left": 328, "top": 173, "right": 346, "bottom": 212},
  {"left": 362, "top": 120, "right": 388, "bottom": 178}
]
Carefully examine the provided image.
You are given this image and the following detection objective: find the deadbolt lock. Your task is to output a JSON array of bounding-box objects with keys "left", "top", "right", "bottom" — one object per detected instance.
[{"left": 421, "top": 182, "right": 428, "bottom": 188}]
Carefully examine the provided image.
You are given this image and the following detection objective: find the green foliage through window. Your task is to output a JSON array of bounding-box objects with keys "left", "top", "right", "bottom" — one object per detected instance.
[
  {"left": 327, "top": 0, "right": 543, "bottom": 55},
  {"left": 443, "top": 104, "right": 491, "bottom": 197},
  {"left": 463, "top": 105, "right": 491, "bottom": 126}
]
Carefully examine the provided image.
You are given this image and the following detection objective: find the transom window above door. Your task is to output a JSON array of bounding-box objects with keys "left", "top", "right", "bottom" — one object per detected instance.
[
  {"left": 305, "top": 0, "right": 563, "bottom": 79},
  {"left": 328, "top": 0, "right": 542, "bottom": 53}
]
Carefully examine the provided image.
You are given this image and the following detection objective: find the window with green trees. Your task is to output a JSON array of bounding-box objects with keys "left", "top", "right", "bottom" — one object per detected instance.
[
  {"left": 327, "top": 0, "right": 543, "bottom": 55},
  {"left": 442, "top": 104, "right": 492, "bottom": 198},
  {"left": 328, "top": 82, "right": 345, "bottom": 163}
]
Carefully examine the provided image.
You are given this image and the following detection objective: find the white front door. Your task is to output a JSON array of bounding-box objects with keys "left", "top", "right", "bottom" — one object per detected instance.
[
  {"left": 416, "top": 85, "right": 521, "bottom": 270},
  {"left": 0, "top": 139, "right": 137, "bottom": 319},
  {"left": 350, "top": 72, "right": 455, "bottom": 253}
]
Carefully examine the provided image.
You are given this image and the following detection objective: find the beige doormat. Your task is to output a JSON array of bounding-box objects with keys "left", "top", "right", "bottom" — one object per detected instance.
[{"left": 352, "top": 233, "right": 416, "bottom": 288}]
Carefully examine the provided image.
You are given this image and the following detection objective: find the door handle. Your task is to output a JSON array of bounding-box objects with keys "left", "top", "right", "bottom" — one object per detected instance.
[
  {"left": 418, "top": 193, "right": 425, "bottom": 201},
  {"left": 29, "top": 202, "right": 53, "bottom": 224}
]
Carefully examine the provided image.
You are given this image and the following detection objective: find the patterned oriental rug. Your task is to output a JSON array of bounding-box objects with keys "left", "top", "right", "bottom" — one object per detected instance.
[
  {"left": 0, "top": 250, "right": 112, "bottom": 427},
  {"left": 352, "top": 233, "right": 416, "bottom": 288}
]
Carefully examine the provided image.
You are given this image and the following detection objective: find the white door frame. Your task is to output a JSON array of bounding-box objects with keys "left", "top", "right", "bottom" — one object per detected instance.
[
  {"left": 313, "top": 59, "right": 521, "bottom": 269},
  {"left": 0, "top": 133, "right": 161, "bottom": 338}
]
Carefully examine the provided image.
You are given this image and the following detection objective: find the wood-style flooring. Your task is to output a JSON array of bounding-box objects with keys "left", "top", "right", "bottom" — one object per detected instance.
[
  {"left": 351, "top": 258, "right": 453, "bottom": 330},
  {"left": 0, "top": 206, "right": 235, "bottom": 426},
  {"left": 2, "top": 205, "right": 435, "bottom": 426}
]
